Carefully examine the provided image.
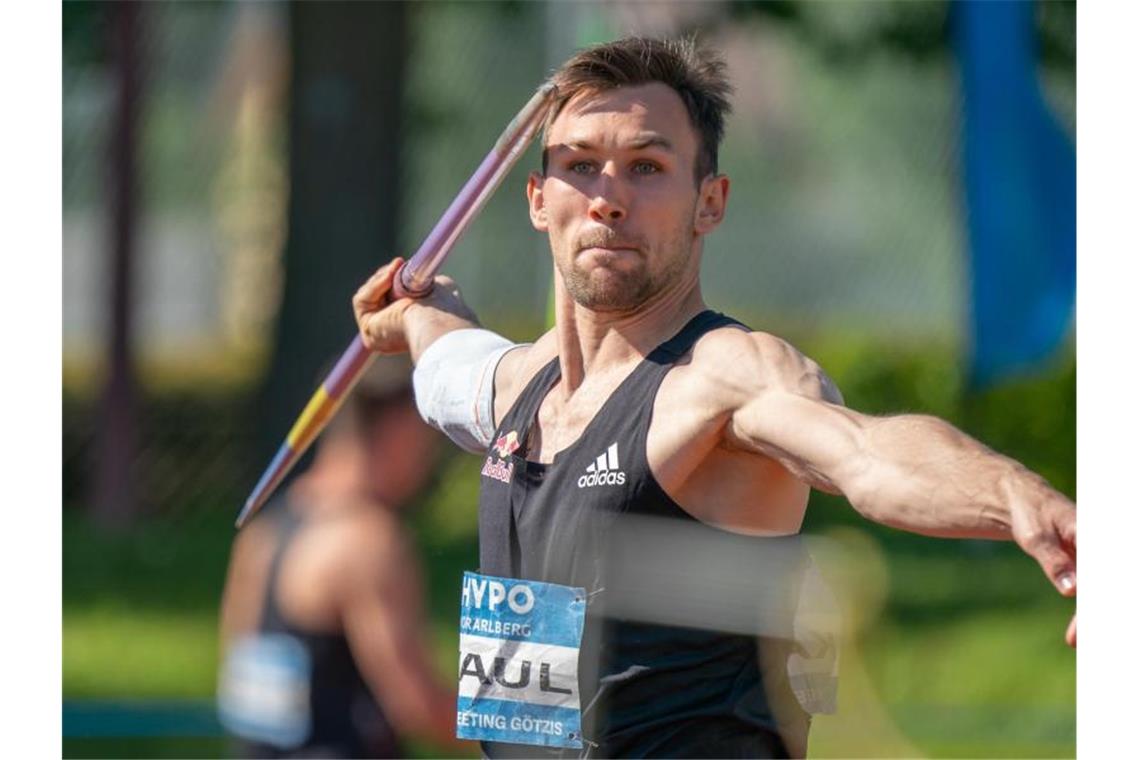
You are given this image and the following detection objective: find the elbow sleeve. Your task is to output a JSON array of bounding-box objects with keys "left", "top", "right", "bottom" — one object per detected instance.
[{"left": 412, "top": 329, "right": 519, "bottom": 454}]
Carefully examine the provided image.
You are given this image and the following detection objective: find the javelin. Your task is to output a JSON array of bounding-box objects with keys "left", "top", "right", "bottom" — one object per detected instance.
[{"left": 235, "top": 82, "right": 559, "bottom": 529}]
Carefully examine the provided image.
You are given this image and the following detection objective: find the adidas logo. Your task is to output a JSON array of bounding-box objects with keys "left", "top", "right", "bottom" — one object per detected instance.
[{"left": 577, "top": 443, "right": 627, "bottom": 488}]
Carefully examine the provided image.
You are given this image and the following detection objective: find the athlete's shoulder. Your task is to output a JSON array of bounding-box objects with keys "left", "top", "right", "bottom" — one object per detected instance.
[
  {"left": 492, "top": 328, "right": 558, "bottom": 424},
  {"left": 327, "top": 508, "right": 415, "bottom": 594},
  {"left": 498, "top": 328, "right": 557, "bottom": 378},
  {"left": 688, "top": 325, "right": 844, "bottom": 406}
]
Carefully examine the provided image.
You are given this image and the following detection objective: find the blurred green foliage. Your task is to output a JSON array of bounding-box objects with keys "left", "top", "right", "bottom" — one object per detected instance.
[{"left": 727, "top": 0, "right": 1074, "bottom": 71}]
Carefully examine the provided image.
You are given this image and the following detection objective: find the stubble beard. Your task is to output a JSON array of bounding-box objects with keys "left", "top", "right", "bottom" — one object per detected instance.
[{"left": 557, "top": 225, "right": 694, "bottom": 313}]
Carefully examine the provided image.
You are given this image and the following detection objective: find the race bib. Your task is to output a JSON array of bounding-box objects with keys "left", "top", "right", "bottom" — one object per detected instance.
[
  {"left": 456, "top": 571, "right": 586, "bottom": 749},
  {"left": 217, "top": 633, "right": 311, "bottom": 748}
]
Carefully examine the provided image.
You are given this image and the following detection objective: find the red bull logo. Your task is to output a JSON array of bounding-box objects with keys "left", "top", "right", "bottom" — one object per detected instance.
[
  {"left": 494, "top": 431, "right": 520, "bottom": 459},
  {"left": 483, "top": 430, "right": 520, "bottom": 484}
]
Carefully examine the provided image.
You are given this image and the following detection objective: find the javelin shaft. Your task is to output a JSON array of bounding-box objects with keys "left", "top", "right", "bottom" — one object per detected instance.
[
  {"left": 235, "top": 336, "right": 374, "bottom": 528},
  {"left": 236, "top": 83, "right": 558, "bottom": 528},
  {"left": 394, "top": 82, "right": 557, "bottom": 296}
]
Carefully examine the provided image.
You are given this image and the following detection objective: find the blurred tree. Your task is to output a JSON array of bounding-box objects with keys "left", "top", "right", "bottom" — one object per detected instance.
[
  {"left": 727, "top": 0, "right": 1074, "bottom": 71},
  {"left": 92, "top": 1, "right": 144, "bottom": 530},
  {"left": 257, "top": 1, "right": 408, "bottom": 472},
  {"left": 63, "top": 0, "right": 111, "bottom": 69}
]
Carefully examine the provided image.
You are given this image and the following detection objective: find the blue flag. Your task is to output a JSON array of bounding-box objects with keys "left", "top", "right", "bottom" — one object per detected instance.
[{"left": 954, "top": 0, "right": 1075, "bottom": 387}]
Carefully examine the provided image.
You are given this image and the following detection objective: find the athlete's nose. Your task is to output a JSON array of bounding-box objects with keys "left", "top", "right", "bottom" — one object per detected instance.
[{"left": 588, "top": 167, "right": 627, "bottom": 223}]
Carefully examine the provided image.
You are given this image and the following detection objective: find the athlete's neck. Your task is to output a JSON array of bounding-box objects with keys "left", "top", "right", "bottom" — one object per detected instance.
[{"left": 553, "top": 266, "right": 705, "bottom": 395}]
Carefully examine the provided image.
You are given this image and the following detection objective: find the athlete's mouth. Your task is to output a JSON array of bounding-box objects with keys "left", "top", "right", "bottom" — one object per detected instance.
[
  {"left": 576, "top": 239, "right": 642, "bottom": 256},
  {"left": 581, "top": 245, "right": 639, "bottom": 253},
  {"left": 576, "top": 229, "right": 643, "bottom": 255}
]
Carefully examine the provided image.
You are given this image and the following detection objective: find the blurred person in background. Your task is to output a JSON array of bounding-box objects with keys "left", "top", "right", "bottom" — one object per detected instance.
[
  {"left": 353, "top": 37, "right": 1075, "bottom": 758},
  {"left": 217, "top": 356, "right": 466, "bottom": 758}
]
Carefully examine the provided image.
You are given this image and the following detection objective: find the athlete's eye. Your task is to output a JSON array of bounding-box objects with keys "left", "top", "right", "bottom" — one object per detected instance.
[
  {"left": 568, "top": 161, "right": 596, "bottom": 175},
  {"left": 632, "top": 161, "right": 660, "bottom": 175}
]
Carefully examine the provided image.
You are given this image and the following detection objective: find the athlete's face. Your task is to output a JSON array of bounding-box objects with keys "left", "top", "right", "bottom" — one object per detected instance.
[{"left": 528, "top": 83, "right": 729, "bottom": 312}]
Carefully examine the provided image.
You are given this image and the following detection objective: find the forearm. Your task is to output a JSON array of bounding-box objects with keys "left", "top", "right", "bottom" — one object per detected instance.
[
  {"left": 382, "top": 645, "right": 464, "bottom": 747},
  {"left": 723, "top": 335, "right": 1075, "bottom": 632},
  {"left": 841, "top": 414, "right": 1065, "bottom": 540},
  {"left": 346, "top": 600, "right": 466, "bottom": 749},
  {"left": 401, "top": 297, "right": 481, "bottom": 363}
]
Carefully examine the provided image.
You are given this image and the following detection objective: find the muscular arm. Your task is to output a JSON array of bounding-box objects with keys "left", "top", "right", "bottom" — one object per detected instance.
[
  {"left": 713, "top": 331, "right": 1076, "bottom": 611},
  {"left": 339, "top": 527, "right": 468, "bottom": 752}
]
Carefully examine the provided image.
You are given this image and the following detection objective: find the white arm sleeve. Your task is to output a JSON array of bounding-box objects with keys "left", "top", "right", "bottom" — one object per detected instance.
[{"left": 412, "top": 328, "right": 520, "bottom": 454}]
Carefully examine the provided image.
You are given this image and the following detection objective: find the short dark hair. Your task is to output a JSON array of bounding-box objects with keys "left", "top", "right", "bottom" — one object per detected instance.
[{"left": 542, "top": 36, "right": 734, "bottom": 183}]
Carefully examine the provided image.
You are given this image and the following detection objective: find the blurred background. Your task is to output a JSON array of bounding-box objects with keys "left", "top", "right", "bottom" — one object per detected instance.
[{"left": 62, "top": 1, "right": 1075, "bottom": 757}]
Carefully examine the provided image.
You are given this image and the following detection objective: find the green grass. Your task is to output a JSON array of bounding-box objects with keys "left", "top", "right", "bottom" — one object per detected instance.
[
  {"left": 797, "top": 522, "right": 1074, "bottom": 758},
  {"left": 64, "top": 607, "right": 220, "bottom": 698},
  {"left": 805, "top": 606, "right": 1074, "bottom": 757},
  {"left": 63, "top": 503, "right": 1075, "bottom": 759},
  {"left": 63, "top": 509, "right": 231, "bottom": 700},
  {"left": 867, "top": 608, "right": 1074, "bottom": 707},
  {"left": 63, "top": 737, "right": 228, "bottom": 759}
]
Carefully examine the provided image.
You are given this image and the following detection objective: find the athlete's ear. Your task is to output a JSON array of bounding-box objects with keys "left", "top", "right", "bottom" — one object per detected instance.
[
  {"left": 527, "top": 171, "right": 549, "bottom": 232},
  {"left": 694, "top": 174, "right": 730, "bottom": 235}
]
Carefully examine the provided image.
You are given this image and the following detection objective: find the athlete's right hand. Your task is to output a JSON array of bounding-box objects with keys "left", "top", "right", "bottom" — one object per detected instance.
[
  {"left": 353, "top": 257, "right": 479, "bottom": 358},
  {"left": 354, "top": 258, "right": 416, "bottom": 354}
]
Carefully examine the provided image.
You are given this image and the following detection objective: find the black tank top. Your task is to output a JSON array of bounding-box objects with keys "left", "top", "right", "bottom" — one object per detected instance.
[
  {"left": 477, "top": 311, "right": 808, "bottom": 758},
  {"left": 233, "top": 500, "right": 402, "bottom": 759}
]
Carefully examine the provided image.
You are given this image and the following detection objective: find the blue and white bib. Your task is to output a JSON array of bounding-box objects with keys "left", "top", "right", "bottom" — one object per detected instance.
[{"left": 456, "top": 571, "right": 586, "bottom": 749}]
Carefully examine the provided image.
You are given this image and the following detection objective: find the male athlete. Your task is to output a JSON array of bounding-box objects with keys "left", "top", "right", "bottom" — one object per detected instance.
[
  {"left": 218, "top": 358, "right": 467, "bottom": 757},
  {"left": 352, "top": 37, "right": 1075, "bottom": 758}
]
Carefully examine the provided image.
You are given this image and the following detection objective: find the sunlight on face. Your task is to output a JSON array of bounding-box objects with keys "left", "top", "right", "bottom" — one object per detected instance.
[{"left": 536, "top": 84, "right": 706, "bottom": 312}]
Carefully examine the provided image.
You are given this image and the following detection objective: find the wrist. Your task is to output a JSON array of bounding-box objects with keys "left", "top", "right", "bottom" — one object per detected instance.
[
  {"left": 403, "top": 301, "right": 476, "bottom": 361},
  {"left": 988, "top": 462, "right": 1048, "bottom": 536}
]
